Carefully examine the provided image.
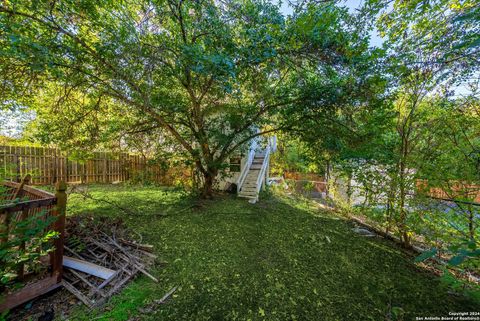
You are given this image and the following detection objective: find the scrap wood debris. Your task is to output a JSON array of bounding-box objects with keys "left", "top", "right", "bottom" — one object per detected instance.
[{"left": 63, "top": 215, "right": 158, "bottom": 308}]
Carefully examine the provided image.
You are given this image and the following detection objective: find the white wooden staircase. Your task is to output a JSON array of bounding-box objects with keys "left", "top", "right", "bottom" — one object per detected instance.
[
  {"left": 238, "top": 152, "right": 268, "bottom": 202},
  {"left": 234, "top": 134, "right": 276, "bottom": 203}
]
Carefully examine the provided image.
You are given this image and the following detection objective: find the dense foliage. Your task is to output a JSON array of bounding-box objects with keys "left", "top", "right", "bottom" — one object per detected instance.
[
  {"left": 0, "top": 0, "right": 381, "bottom": 196},
  {"left": 0, "top": 0, "right": 479, "bottom": 316},
  {"left": 282, "top": 0, "right": 480, "bottom": 275}
]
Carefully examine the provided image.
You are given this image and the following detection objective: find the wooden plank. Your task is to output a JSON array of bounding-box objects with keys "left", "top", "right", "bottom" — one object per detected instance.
[
  {"left": 68, "top": 268, "right": 107, "bottom": 298},
  {"left": 0, "top": 197, "right": 56, "bottom": 213},
  {"left": 0, "top": 274, "right": 62, "bottom": 312},
  {"left": 63, "top": 256, "right": 116, "bottom": 280},
  {"left": 10, "top": 174, "right": 31, "bottom": 200},
  {"left": 52, "top": 181, "right": 67, "bottom": 280},
  {"left": 62, "top": 280, "right": 93, "bottom": 308},
  {"left": 2, "top": 181, "right": 55, "bottom": 198}
]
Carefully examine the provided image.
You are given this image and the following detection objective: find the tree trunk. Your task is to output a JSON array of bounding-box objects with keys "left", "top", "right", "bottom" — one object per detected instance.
[
  {"left": 201, "top": 169, "right": 217, "bottom": 199},
  {"left": 401, "top": 230, "right": 411, "bottom": 249},
  {"left": 385, "top": 178, "right": 396, "bottom": 235},
  {"left": 346, "top": 172, "right": 353, "bottom": 206},
  {"left": 325, "top": 160, "right": 330, "bottom": 197},
  {"left": 398, "top": 164, "right": 411, "bottom": 248},
  {"left": 468, "top": 206, "right": 475, "bottom": 241},
  {"left": 397, "top": 164, "right": 413, "bottom": 249}
]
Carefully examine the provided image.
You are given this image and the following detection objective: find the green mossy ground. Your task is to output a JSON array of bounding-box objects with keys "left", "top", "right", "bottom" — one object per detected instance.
[{"left": 65, "top": 185, "right": 479, "bottom": 320}]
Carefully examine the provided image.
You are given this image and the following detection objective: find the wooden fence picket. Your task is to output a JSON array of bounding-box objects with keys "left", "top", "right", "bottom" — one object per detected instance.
[{"left": 0, "top": 145, "right": 187, "bottom": 185}]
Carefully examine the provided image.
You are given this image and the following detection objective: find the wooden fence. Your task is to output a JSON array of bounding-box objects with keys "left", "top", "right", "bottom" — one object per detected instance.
[
  {"left": 284, "top": 171, "right": 325, "bottom": 182},
  {"left": 0, "top": 145, "right": 185, "bottom": 185},
  {"left": 416, "top": 179, "right": 480, "bottom": 204}
]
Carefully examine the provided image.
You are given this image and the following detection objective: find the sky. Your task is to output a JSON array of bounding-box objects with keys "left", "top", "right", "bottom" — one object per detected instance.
[
  {"left": 343, "top": 0, "right": 384, "bottom": 47},
  {"left": 0, "top": 108, "right": 35, "bottom": 138},
  {"left": 279, "top": 0, "right": 384, "bottom": 47}
]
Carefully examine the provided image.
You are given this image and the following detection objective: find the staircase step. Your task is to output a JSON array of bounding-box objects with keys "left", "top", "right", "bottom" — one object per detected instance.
[
  {"left": 238, "top": 150, "right": 268, "bottom": 202},
  {"left": 239, "top": 193, "right": 257, "bottom": 198},
  {"left": 240, "top": 186, "right": 257, "bottom": 191},
  {"left": 238, "top": 194, "right": 257, "bottom": 200}
]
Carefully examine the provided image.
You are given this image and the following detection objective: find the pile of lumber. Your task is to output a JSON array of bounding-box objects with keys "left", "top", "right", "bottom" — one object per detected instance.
[{"left": 62, "top": 215, "right": 157, "bottom": 307}]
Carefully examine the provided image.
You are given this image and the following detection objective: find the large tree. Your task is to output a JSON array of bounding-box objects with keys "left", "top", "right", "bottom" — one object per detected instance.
[
  {"left": 283, "top": 0, "right": 479, "bottom": 248},
  {"left": 0, "top": 0, "right": 371, "bottom": 197}
]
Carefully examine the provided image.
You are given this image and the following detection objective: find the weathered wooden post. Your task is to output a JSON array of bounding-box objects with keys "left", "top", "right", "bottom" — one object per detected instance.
[{"left": 52, "top": 181, "right": 67, "bottom": 281}]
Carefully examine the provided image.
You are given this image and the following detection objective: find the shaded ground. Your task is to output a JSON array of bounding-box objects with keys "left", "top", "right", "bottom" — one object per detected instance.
[{"left": 18, "top": 185, "right": 480, "bottom": 320}]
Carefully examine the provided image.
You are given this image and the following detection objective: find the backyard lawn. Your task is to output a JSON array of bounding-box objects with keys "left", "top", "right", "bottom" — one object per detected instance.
[{"left": 65, "top": 185, "right": 479, "bottom": 320}]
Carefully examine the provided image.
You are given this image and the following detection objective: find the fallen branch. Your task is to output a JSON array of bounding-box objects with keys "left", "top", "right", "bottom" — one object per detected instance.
[
  {"left": 70, "top": 186, "right": 140, "bottom": 216},
  {"left": 154, "top": 286, "right": 178, "bottom": 304},
  {"left": 119, "top": 238, "right": 154, "bottom": 252}
]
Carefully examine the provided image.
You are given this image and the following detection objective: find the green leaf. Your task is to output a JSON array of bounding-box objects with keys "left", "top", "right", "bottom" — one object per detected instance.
[
  {"left": 448, "top": 255, "right": 466, "bottom": 266},
  {"left": 414, "top": 248, "right": 437, "bottom": 263},
  {"left": 258, "top": 307, "right": 265, "bottom": 317}
]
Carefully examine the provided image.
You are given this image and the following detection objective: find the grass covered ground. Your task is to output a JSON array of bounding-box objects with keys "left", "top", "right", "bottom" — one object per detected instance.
[{"left": 65, "top": 185, "right": 480, "bottom": 320}]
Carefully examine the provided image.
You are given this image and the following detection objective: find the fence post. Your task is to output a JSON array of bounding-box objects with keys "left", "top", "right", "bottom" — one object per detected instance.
[
  {"left": 64, "top": 154, "right": 69, "bottom": 183},
  {"left": 103, "top": 155, "right": 108, "bottom": 183},
  {"left": 52, "top": 181, "right": 67, "bottom": 282},
  {"left": 15, "top": 152, "right": 20, "bottom": 183}
]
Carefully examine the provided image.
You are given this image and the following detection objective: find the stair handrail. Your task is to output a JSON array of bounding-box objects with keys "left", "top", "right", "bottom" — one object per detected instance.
[
  {"left": 269, "top": 135, "right": 277, "bottom": 153},
  {"left": 236, "top": 139, "right": 257, "bottom": 192},
  {"left": 254, "top": 146, "right": 270, "bottom": 197}
]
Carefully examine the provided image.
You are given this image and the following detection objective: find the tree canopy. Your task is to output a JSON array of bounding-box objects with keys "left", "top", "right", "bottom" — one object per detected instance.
[{"left": 0, "top": 0, "right": 381, "bottom": 196}]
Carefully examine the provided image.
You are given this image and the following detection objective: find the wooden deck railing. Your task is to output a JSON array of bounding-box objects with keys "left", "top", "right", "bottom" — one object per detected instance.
[
  {"left": 236, "top": 138, "right": 258, "bottom": 193},
  {"left": 0, "top": 176, "right": 67, "bottom": 312}
]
